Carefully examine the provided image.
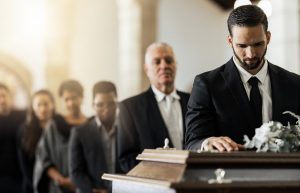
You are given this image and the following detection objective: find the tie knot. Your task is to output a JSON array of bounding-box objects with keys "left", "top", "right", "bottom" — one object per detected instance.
[
  {"left": 248, "top": 77, "right": 259, "bottom": 87},
  {"left": 165, "top": 95, "right": 174, "bottom": 103}
]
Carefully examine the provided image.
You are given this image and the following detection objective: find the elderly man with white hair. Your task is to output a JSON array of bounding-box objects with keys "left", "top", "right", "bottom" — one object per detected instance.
[{"left": 117, "top": 42, "right": 190, "bottom": 173}]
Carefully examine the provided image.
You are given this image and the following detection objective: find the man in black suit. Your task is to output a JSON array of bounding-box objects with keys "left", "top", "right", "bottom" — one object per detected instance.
[
  {"left": 185, "top": 5, "right": 300, "bottom": 152},
  {"left": 0, "top": 83, "right": 25, "bottom": 193},
  {"left": 118, "top": 42, "right": 190, "bottom": 173},
  {"left": 69, "top": 81, "right": 118, "bottom": 193}
]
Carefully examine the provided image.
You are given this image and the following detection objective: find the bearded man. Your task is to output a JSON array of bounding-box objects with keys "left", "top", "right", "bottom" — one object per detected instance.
[{"left": 185, "top": 5, "right": 300, "bottom": 152}]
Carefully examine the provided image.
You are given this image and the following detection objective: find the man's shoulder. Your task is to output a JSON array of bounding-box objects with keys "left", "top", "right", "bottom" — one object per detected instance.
[
  {"left": 72, "top": 118, "right": 97, "bottom": 135},
  {"left": 10, "top": 109, "right": 26, "bottom": 121},
  {"left": 11, "top": 109, "right": 26, "bottom": 116},
  {"left": 194, "top": 62, "right": 229, "bottom": 83},
  {"left": 121, "top": 89, "right": 151, "bottom": 106},
  {"left": 177, "top": 90, "right": 190, "bottom": 99},
  {"left": 269, "top": 63, "right": 300, "bottom": 81},
  {"left": 198, "top": 58, "right": 232, "bottom": 77}
]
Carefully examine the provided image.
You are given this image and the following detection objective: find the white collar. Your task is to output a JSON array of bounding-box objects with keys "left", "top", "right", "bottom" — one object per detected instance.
[
  {"left": 95, "top": 116, "right": 102, "bottom": 127},
  {"left": 233, "top": 56, "right": 269, "bottom": 84},
  {"left": 151, "top": 85, "right": 180, "bottom": 102},
  {"left": 95, "top": 116, "right": 116, "bottom": 137}
]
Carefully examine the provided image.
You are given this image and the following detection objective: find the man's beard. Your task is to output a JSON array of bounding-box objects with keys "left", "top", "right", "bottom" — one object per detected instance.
[{"left": 232, "top": 47, "right": 267, "bottom": 71}]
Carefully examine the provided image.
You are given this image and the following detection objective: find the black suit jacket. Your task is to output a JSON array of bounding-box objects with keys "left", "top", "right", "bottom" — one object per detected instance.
[
  {"left": 118, "top": 87, "right": 190, "bottom": 172},
  {"left": 69, "top": 118, "right": 118, "bottom": 193},
  {"left": 185, "top": 58, "right": 300, "bottom": 150},
  {"left": 0, "top": 110, "right": 25, "bottom": 193}
]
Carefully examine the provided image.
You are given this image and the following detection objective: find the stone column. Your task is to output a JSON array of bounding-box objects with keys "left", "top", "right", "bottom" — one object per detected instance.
[
  {"left": 140, "top": 0, "right": 158, "bottom": 90},
  {"left": 45, "top": 0, "right": 73, "bottom": 111},
  {"left": 268, "top": 0, "right": 300, "bottom": 74},
  {"left": 117, "top": 0, "right": 158, "bottom": 100}
]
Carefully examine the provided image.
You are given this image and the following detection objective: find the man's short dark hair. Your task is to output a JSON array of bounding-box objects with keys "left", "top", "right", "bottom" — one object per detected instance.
[
  {"left": 58, "top": 79, "right": 84, "bottom": 97},
  {"left": 93, "top": 81, "right": 117, "bottom": 98},
  {"left": 227, "top": 5, "right": 268, "bottom": 36}
]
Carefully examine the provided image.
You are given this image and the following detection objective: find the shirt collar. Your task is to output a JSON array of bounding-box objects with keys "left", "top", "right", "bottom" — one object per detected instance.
[
  {"left": 233, "top": 56, "right": 269, "bottom": 84},
  {"left": 95, "top": 116, "right": 116, "bottom": 137},
  {"left": 95, "top": 116, "right": 102, "bottom": 127},
  {"left": 151, "top": 85, "right": 180, "bottom": 102}
]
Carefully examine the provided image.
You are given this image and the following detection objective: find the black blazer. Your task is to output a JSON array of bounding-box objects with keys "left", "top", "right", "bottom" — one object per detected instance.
[
  {"left": 0, "top": 110, "right": 25, "bottom": 193},
  {"left": 118, "top": 87, "right": 190, "bottom": 172},
  {"left": 69, "top": 118, "right": 119, "bottom": 193},
  {"left": 185, "top": 58, "right": 300, "bottom": 150}
]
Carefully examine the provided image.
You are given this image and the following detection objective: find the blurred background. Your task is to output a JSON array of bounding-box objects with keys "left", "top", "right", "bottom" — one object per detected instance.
[{"left": 0, "top": 0, "right": 298, "bottom": 115}]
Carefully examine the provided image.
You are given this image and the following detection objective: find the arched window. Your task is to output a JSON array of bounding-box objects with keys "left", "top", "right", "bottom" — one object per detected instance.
[{"left": 0, "top": 54, "right": 31, "bottom": 109}]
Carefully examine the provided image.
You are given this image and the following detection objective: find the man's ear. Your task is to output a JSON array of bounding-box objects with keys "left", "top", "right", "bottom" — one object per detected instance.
[
  {"left": 266, "top": 31, "right": 271, "bottom": 44},
  {"left": 227, "top": 35, "right": 233, "bottom": 46}
]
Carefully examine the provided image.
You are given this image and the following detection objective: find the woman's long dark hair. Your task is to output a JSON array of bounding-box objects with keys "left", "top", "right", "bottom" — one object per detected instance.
[{"left": 22, "top": 89, "right": 55, "bottom": 158}]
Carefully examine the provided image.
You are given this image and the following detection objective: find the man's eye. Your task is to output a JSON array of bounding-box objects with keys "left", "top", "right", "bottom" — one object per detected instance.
[
  {"left": 237, "top": 44, "right": 247, "bottom": 48},
  {"left": 165, "top": 57, "right": 174, "bottom": 64},
  {"left": 96, "top": 103, "right": 103, "bottom": 108},
  {"left": 254, "top": 42, "right": 264, "bottom": 47},
  {"left": 108, "top": 103, "right": 116, "bottom": 108},
  {"left": 153, "top": 59, "right": 161, "bottom": 65}
]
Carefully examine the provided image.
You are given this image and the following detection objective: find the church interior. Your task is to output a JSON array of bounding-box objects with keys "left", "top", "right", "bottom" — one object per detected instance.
[{"left": 0, "top": 0, "right": 298, "bottom": 115}]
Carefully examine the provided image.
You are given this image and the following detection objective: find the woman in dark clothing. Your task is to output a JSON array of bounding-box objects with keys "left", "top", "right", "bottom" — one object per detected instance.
[
  {"left": 18, "top": 89, "right": 55, "bottom": 193},
  {"left": 34, "top": 80, "right": 87, "bottom": 193}
]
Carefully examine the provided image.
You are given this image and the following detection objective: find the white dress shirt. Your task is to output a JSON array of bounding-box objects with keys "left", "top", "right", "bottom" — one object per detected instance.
[
  {"left": 151, "top": 85, "right": 183, "bottom": 149},
  {"left": 95, "top": 117, "right": 116, "bottom": 173},
  {"left": 233, "top": 56, "right": 272, "bottom": 123}
]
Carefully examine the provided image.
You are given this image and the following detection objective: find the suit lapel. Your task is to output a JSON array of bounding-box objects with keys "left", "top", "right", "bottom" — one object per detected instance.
[
  {"left": 88, "top": 119, "right": 107, "bottom": 155},
  {"left": 89, "top": 118, "right": 112, "bottom": 171},
  {"left": 268, "top": 63, "right": 283, "bottom": 121},
  {"left": 220, "top": 59, "right": 256, "bottom": 128},
  {"left": 145, "top": 88, "right": 173, "bottom": 147},
  {"left": 177, "top": 91, "right": 188, "bottom": 138}
]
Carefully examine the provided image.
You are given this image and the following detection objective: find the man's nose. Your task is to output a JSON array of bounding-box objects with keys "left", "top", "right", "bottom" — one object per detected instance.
[
  {"left": 67, "top": 100, "right": 74, "bottom": 106},
  {"left": 159, "top": 59, "right": 168, "bottom": 68},
  {"left": 245, "top": 46, "right": 255, "bottom": 58},
  {"left": 101, "top": 107, "right": 110, "bottom": 114}
]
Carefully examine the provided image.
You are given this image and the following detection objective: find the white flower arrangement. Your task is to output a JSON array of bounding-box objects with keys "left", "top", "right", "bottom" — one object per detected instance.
[{"left": 244, "top": 111, "right": 300, "bottom": 152}]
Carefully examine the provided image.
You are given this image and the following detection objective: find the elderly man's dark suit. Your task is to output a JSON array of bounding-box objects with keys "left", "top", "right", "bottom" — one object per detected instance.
[
  {"left": 118, "top": 87, "right": 190, "bottom": 173},
  {"left": 69, "top": 118, "right": 119, "bottom": 193},
  {"left": 185, "top": 58, "right": 300, "bottom": 150}
]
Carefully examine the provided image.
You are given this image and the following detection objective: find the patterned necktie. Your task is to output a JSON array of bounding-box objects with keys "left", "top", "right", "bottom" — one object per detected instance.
[
  {"left": 248, "top": 77, "right": 262, "bottom": 128},
  {"left": 164, "top": 95, "right": 182, "bottom": 149}
]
